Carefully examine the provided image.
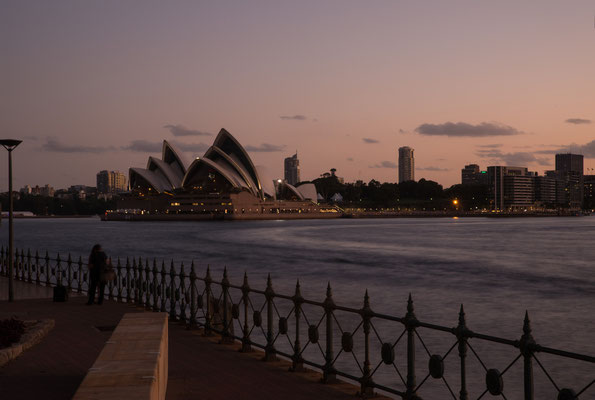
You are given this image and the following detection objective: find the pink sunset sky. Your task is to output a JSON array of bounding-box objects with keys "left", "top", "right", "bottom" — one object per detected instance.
[{"left": 1, "top": 0, "right": 594, "bottom": 190}]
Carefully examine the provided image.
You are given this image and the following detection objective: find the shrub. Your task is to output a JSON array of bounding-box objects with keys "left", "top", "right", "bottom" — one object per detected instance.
[{"left": 0, "top": 318, "right": 26, "bottom": 349}]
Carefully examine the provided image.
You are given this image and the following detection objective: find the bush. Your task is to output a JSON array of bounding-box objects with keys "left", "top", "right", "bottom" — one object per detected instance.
[{"left": 0, "top": 318, "right": 26, "bottom": 349}]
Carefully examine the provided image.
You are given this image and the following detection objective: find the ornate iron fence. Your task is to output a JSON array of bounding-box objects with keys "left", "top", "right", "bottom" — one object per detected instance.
[{"left": 1, "top": 246, "right": 593, "bottom": 399}]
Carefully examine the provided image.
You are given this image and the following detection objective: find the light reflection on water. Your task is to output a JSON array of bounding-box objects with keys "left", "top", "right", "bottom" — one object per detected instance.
[{"left": 1, "top": 216, "right": 594, "bottom": 397}]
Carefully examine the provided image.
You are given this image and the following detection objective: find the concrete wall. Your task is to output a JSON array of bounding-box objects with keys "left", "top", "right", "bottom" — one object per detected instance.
[{"left": 73, "top": 312, "right": 168, "bottom": 400}]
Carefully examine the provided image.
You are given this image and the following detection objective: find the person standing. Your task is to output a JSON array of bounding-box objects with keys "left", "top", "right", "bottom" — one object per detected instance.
[{"left": 87, "top": 244, "right": 107, "bottom": 305}]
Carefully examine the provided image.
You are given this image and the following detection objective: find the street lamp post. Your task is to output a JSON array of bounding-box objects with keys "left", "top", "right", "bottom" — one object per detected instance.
[{"left": 1, "top": 139, "right": 22, "bottom": 302}]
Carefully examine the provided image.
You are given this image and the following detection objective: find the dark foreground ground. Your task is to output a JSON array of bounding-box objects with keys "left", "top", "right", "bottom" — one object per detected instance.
[{"left": 0, "top": 287, "right": 364, "bottom": 400}]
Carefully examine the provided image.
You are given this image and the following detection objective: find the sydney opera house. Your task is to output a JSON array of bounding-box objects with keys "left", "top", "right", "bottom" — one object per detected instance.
[{"left": 105, "top": 129, "right": 340, "bottom": 220}]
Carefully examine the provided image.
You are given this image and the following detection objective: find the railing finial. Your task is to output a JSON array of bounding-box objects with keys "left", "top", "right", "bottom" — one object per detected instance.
[
  {"left": 523, "top": 310, "right": 532, "bottom": 335},
  {"left": 459, "top": 304, "right": 466, "bottom": 326}
]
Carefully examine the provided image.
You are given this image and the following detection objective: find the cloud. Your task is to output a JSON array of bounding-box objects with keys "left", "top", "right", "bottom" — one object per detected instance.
[
  {"left": 346, "top": 157, "right": 354, "bottom": 162},
  {"left": 418, "top": 166, "right": 450, "bottom": 171},
  {"left": 164, "top": 124, "right": 212, "bottom": 136},
  {"left": 121, "top": 140, "right": 162, "bottom": 152},
  {"left": 43, "top": 138, "right": 115, "bottom": 153},
  {"left": 415, "top": 122, "right": 523, "bottom": 137},
  {"left": 244, "top": 143, "right": 285, "bottom": 152},
  {"left": 476, "top": 149, "right": 551, "bottom": 166},
  {"left": 477, "top": 143, "right": 503, "bottom": 149},
  {"left": 536, "top": 140, "right": 595, "bottom": 158},
  {"left": 398, "top": 129, "right": 409, "bottom": 134},
  {"left": 280, "top": 115, "right": 307, "bottom": 121},
  {"left": 565, "top": 118, "right": 591, "bottom": 125},
  {"left": 362, "top": 138, "right": 379, "bottom": 144},
  {"left": 370, "top": 161, "right": 397, "bottom": 168}
]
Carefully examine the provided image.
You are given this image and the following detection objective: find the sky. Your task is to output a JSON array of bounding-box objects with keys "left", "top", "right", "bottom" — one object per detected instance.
[{"left": 1, "top": 0, "right": 594, "bottom": 190}]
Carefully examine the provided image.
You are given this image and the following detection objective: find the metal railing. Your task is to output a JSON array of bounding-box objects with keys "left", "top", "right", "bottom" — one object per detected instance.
[{"left": 1, "top": 246, "right": 593, "bottom": 399}]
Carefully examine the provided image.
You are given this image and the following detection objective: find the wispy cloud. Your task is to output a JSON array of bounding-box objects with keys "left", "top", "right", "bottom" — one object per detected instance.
[
  {"left": 121, "top": 140, "right": 162, "bottom": 153},
  {"left": 280, "top": 115, "right": 307, "bottom": 121},
  {"left": 398, "top": 129, "right": 409, "bottom": 134},
  {"left": 164, "top": 124, "right": 212, "bottom": 136},
  {"left": 416, "top": 122, "right": 523, "bottom": 137},
  {"left": 244, "top": 143, "right": 285, "bottom": 152},
  {"left": 476, "top": 149, "right": 551, "bottom": 166},
  {"left": 346, "top": 157, "right": 354, "bottom": 162},
  {"left": 370, "top": 161, "right": 396, "bottom": 168},
  {"left": 477, "top": 143, "right": 503, "bottom": 149},
  {"left": 535, "top": 140, "right": 595, "bottom": 158},
  {"left": 43, "top": 138, "right": 115, "bottom": 153},
  {"left": 565, "top": 118, "right": 591, "bottom": 125},
  {"left": 418, "top": 166, "right": 450, "bottom": 171},
  {"left": 362, "top": 138, "right": 379, "bottom": 144}
]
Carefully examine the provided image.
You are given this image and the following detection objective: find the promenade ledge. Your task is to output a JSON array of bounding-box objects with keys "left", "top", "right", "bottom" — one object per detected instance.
[{"left": 1, "top": 249, "right": 594, "bottom": 399}]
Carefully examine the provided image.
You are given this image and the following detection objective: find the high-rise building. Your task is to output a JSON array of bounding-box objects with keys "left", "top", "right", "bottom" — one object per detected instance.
[
  {"left": 97, "top": 170, "right": 127, "bottom": 194},
  {"left": 487, "top": 166, "right": 533, "bottom": 210},
  {"left": 555, "top": 153, "right": 584, "bottom": 208},
  {"left": 584, "top": 175, "right": 595, "bottom": 210},
  {"left": 284, "top": 153, "right": 300, "bottom": 185},
  {"left": 461, "top": 164, "right": 488, "bottom": 185},
  {"left": 398, "top": 146, "right": 414, "bottom": 183}
]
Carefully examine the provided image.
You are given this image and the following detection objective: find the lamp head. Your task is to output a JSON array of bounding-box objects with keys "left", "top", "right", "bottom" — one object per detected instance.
[{"left": 0, "top": 139, "right": 22, "bottom": 151}]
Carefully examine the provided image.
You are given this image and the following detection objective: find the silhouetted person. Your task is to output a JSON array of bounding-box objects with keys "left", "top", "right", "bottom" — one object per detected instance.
[{"left": 87, "top": 244, "right": 107, "bottom": 305}]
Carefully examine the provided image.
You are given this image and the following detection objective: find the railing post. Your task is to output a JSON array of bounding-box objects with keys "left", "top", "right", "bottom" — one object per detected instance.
[
  {"left": 35, "top": 250, "right": 40, "bottom": 285},
  {"left": 26, "top": 249, "right": 32, "bottom": 283},
  {"left": 189, "top": 261, "right": 197, "bottom": 327},
  {"left": 138, "top": 257, "right": 145, "bottom": 305},
  {"left": 0, "top": 246, "right": 4, "bottom": 275},
  {"left": 520, "top": 311, "right": 535, "bottom": 400},
  {"left": 20, "top": 249, "right": 25, "bottom": 281},
  {"left": 125, "top": 257, "right": 131, "bottom": 303},
  {"left": 405, "top": 294, "right": 418, "bottom": 398},
  {"left": 179, "top": 263, "right": 187, "bottom": 321},
  {"left": 56, "top": 253, "right": 62, "bottom": 287},
  {"left": 220, "top": 267, "right": 233, "bottom": 343},
  {"left": 360, "top": 290, "right": 374, "bottom": 396},
  {"left": 144, "top": 258, "right": 151, "bottom": 308},
  {"left": 456, "top": 305, "right": 469, "bottom": 400},
  {"left": 66, "top": 253, "right": 73, "bottom": 291},
  {"left": 116, "top": 258, "right": 123, "bottom": 301},
  {"left": 108, "top": 257, "right": 115, "bottom": 300},
  {"left": 77, "top": 256, "right": 83, "bottom": 293},
  {"left": 264, "top": 274, "right": 277, "bottom": 361},
  {"left": 160, "top": 261, "right": 167, "bottom": 312},
  {"left": 204, "top": 266, "right": 213, "bottom": 336},
  {"left": 323, "top": 282, "right": 337, "bottom": 383},
  {"left": 291, "top": 280, "right": 303, "bottom": 370},
  {"left": 240, "top": 272, "right": 252, "bottom": 352},
  {"left": 169, "top": 260, "right": 177, "bottom": 320},
  {"left": 152, "top": 259, "right": 159, "bottom": 311},
  {"left": 44, "top": 250, "right": 50, "bottom": 286},
  {"left": 135, "top": 257, "right": 141, "bottom": 303}
]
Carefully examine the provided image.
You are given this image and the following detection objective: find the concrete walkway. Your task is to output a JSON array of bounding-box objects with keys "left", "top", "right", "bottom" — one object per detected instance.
[{"left": 0, "top": 284, "right": 362, "bottom": 400}]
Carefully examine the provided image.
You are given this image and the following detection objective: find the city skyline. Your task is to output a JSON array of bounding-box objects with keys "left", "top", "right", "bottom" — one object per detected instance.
[{"left": 2, "top": 1, "right": 594, "bottom": 190}]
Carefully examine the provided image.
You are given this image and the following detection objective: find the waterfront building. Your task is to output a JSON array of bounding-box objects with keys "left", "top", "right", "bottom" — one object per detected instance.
[
  {"left": 584, "top": 175, "right": 595, "bottom": 209},
  {"left": 487, "top": 166, "right": 532, "bottom": 210},
  {"left": 555, "top": 153, "right": 584, "bottom": 208},
  {"left": 534, "top": 176, "right": 557, "bottom": 208},
  {"left": 398, "top": 146, "right": 414, "bottom": 183},
  {"left": 97, "top": 170, "right": 127, "bottom": 194},
  {"left": 284, "top": 153, "right": 300, "bottom": 185}
]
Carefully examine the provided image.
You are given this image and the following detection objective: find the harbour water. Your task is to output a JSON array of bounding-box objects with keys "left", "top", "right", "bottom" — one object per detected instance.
[{"left": 1, "top": 216, "right": 594, "bottom": 397}]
